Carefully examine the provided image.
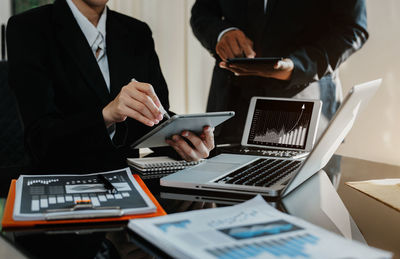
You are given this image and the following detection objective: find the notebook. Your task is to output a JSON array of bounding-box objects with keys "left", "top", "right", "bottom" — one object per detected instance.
[
  {"left": 219, "top": 97, "right": 322, "bottom": 159},
  {"left": 161, "top": 79, "right": 382, "bottom": 199},
  {"left": 127, "top": 156, "right": 203, "bottom": 179}
]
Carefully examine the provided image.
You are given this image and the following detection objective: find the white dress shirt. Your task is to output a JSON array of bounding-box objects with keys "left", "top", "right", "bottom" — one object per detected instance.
[{"left": 217, "top": 0, "right": 268, "bottom": 42}]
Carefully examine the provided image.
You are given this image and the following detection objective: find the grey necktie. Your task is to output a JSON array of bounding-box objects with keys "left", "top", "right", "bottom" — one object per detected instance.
[{"left": 92, "top": 32, "right": 105, "bottom": 60}]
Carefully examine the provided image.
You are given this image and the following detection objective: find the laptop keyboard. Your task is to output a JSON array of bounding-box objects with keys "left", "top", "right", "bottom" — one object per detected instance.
[
  {"left": 214, "top": 158, "right": 302, "bottom": 188},
  {"left": 219, "top": 146, "right": 308, "bottom": 158}
]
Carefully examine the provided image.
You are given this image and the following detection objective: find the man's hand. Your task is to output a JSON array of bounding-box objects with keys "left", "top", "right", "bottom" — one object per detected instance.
[
  {"left": 102, "top": 81, "right": 164, "bottom": 128},
  {"left": 165, "top": 126, "right": 215, "bottom": 161},
  {"left": 220, "top": 58, "right": 294, "bottom": 81},
  {"left": 216, "top": 29, "right": 256, "bottom": 61}
]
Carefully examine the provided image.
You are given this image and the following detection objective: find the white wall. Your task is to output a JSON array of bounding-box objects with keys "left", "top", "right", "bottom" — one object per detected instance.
[
  {"left": 0, "top": 1, "right": 11, "bottom": 24},
  {"left": 0, "top": 0, "right": 11, "bottom": 59},
  {"left": 337, "top": 0, "right": 400, "bottom": 166}
]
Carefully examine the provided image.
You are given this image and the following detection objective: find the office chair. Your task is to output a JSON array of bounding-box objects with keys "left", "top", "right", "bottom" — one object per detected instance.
[{"left": 0, "top": 61, "right": 25, "bottom": 168}]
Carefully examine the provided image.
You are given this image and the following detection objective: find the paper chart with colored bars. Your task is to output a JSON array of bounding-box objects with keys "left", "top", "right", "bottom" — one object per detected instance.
[
  {"left": 128, "top": 195, "right": 391, "bottom": 259},
  {"left": 207, "top": 220, "right": 317, "bottom": 258},
  {"left": 13, "top": 168, "right": 156, "bottom": 221}
]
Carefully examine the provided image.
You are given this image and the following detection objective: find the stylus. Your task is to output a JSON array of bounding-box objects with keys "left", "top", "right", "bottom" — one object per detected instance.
[{"left": 131, "top": 78, "right": 171, "bottom": 120}]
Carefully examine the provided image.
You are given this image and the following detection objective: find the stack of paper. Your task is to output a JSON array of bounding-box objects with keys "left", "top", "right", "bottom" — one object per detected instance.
[{"left": 129, "top": 195, "right": 391, "bottom": 259}]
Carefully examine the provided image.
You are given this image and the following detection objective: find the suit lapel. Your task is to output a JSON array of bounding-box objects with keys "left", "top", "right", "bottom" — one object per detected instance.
[
  {"left": 106, "top": 11, "right": 147, "bottom": 145},
  {"left": 106, "top": 11, "right": 143, "bottom": 99},
  {"left": 52, "top": 0, "right": 111, "bottom": 106},
  {"left": 106, "top": 11, "right": 131, "bottom": 99},
  {"left": 265, "top": 0, "right": 279, "bottom": 26}
]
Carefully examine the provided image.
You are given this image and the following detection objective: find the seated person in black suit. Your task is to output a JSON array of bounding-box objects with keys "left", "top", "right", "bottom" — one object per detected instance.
[{"left": 7, "top": 0, "right": 214, "bottom": 173}]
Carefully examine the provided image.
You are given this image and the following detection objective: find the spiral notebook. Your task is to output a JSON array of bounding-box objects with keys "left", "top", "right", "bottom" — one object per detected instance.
[{"left": 127, "top": 156, "right": 203, "bottom": 179}]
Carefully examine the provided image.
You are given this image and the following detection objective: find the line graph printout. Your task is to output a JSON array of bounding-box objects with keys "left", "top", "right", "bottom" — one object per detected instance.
[{"left": 248, "top": 100, "right": 314, "bottom": 149}]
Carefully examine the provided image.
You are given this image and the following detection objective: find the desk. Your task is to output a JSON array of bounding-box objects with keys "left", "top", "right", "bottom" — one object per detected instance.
[
  {"left": 1, "top": 156, "right": 399, "bottom": 258},
  {"left": 338, "top": 157, "right": 400, "bottom": 258}
]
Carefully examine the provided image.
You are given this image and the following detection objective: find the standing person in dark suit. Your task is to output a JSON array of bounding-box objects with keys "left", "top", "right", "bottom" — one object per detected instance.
[
  {"left": 191, "top": 0, "right": 369, "bottom": 144},
  {"left": 7, "top": 0, "right": 215, "bottom": 173}
]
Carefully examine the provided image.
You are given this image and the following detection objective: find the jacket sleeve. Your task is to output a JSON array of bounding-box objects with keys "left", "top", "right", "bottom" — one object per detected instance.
[
  {"left": 190, "top": 0, "right": 234, "bottom": 57},
  {"left": 6, "top": 16, "right": 114, "bottom": 163},
  {"left": 289, "top": 0, "right": 369, "bottom": 87}
]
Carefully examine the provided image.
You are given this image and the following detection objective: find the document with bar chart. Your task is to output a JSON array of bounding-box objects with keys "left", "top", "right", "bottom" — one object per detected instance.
[
  {"left": 13, "top": 168, "right": 156, "bottom": 220},
  {"left": 129, "top": 195, "right": 391, "bottom": 259},
  {"left": 248, "top": 100, "right": 314, "bottom": 149}
]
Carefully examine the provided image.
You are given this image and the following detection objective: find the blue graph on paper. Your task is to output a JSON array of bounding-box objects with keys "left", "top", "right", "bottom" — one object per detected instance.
[
  {"left": 229, "top": 224, "right": 294, "bottom": 239},
  {"left": 156, "top": 220, "right": 191, "bottom": 233},
  {"left": 219, "top": 220, "right": 303, "bottom": 240},
  {"left": 207, "top": 234, "right": 319, "bottom": 259}
]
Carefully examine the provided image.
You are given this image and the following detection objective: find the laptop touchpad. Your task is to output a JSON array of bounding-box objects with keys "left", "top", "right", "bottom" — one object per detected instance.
[{"left": 191, "top": 162, "right": 238, "bottom": 173}]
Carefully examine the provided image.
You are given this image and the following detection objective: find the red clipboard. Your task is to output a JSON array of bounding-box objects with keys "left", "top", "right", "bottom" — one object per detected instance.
[{"left": 1, "top": 174, "right": 166, "bottom": 230}]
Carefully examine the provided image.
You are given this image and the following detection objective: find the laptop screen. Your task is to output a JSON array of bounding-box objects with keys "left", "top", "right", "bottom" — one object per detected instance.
[{"left": 246, "top": 99, "right": 315, "bottom": 150}]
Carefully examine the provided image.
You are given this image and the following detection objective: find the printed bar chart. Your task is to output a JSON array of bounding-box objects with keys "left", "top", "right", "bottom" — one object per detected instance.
[{"left": 206, "top": 233, "right": 319, "bottom": 259}]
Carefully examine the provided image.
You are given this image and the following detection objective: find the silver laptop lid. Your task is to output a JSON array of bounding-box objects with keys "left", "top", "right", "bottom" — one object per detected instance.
[
  {"left": 241, "top": 97, "right": 322, "bottom": 152},
  {"left": 282, "top": 79, "right": 382, "bottom": 197}
]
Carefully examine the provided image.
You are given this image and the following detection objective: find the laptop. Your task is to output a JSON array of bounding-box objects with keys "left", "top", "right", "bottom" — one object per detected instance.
[
  {"left": 219, "top": 97, "right": 322, "bottom": 158},
  {"left": 161, "top": 79, "right": 382, "bottom": 199}
]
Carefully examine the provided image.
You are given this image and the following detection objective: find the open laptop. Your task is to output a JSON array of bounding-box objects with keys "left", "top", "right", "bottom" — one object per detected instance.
[
  {"left": 219, "top": 97, "right": 322, "bottom": 158},
  {"left": 161, "top": 79, "right": 382, "bottom": 199}
]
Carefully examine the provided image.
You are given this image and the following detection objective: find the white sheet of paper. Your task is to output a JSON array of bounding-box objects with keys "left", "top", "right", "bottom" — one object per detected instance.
[{"left": 128, "top": 195, "right": 391, "bottom": 259}]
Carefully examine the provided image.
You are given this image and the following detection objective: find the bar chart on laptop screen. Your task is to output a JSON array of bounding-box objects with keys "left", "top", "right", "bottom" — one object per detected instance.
[{"left": 247, "top": 100, "right": 314, "bottom": 149}]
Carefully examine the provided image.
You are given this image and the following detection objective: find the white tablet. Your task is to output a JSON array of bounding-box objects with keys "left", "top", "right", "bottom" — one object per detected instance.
[
  {"left": 241, "top": 97, "right": 322, "bottom": 152},
  {"left": 132, "top": 112, "right": 235, "bottom": 149}
]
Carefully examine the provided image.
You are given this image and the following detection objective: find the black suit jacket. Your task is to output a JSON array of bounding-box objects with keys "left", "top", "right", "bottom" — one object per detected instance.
[
  {"left": 191, "top": 0, "right": 368, "bottom": 143},
  {"left": 7, "top": 0, "right": 170, "bottom": 173}
]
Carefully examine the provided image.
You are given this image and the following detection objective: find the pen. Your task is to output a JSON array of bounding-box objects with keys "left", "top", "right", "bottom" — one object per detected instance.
[
  {"left": 131, "top": 78, "right": 171, "bottom": 120},
  {"left": 97, "top": 174, "right": 118, "bottom": 194}
]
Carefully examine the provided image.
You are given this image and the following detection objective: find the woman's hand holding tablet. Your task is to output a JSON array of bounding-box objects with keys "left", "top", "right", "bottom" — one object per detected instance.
[{"left": 131, "top": 112, "right": 235, "bottom": 161}]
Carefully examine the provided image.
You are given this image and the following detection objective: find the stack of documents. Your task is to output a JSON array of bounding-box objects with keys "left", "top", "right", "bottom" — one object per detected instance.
[{"left": 129, "top": 195, "right": 391, "bottom": 259}]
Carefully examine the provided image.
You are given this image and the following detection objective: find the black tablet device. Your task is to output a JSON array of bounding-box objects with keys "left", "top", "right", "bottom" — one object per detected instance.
[
  {"left": 226, "top": 57, "right": 283, "bottom": 67},
  {"left": 131, "top": 111, "right": 235, "bottom": 148}
]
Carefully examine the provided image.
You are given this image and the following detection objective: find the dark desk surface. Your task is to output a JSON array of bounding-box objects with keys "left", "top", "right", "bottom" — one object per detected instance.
[{"left": 1, "top": 155, "right": 399, "bottom": 258}]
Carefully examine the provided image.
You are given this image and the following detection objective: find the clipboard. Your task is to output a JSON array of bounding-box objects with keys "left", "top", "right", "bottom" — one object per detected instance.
[{"left": 1, "top": 174, "right": 166, "bottom": 230}]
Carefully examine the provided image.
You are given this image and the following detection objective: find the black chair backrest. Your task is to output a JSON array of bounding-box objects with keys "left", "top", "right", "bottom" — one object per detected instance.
[
  {"left": 1, "top": 24, "right": 5, "bottom": 60},
  {"left": 0, "top": 61, "right": 26, "bottom": 168}
]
